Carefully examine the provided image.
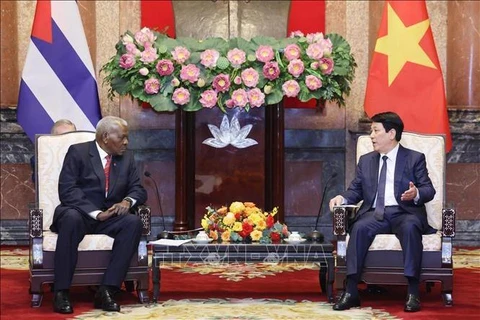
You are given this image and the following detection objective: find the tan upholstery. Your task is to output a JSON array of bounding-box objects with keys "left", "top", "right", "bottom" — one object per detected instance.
[
  {"left": 38, "top": 131, "right": 95, "bottom": 230},
  {"left": 36, "top": 132, "right": 115, "bottom": 251},
  {"left": 356, "top": 132, "right": 445, "bottom": 252},
  {"left": 347, "top": 232, "right": 442, "bottom": 251},
  {"left": 43, "top": 231, "right": 114, "bottom": 251}
]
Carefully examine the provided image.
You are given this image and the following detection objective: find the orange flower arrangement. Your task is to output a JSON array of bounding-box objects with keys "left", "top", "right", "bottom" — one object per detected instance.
[{"left": 201, "top": 201, "right": 289, "bottom": 243}]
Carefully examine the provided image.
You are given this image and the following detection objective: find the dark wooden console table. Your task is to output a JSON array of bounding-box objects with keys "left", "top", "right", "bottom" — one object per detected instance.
[{"left": 152, "top": 241, "right": 334, "bottom": 303}]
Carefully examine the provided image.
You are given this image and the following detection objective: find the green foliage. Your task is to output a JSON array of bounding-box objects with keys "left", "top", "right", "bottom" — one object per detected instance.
[{"left": 100, "top": 29, "right": 356, "bottom": 112}]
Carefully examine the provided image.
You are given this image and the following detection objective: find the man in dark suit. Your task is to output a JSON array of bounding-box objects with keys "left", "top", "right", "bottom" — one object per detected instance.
[
  {"left": 50, "top": 116, "right": 147, "bottom": 314},
  {"left": 329, "top": 112, "right": 435, "bottom": 313}
]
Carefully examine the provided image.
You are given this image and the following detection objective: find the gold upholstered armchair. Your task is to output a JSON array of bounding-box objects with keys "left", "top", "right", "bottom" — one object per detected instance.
[
  {"left": 29, "top": 131, "right": 151, "bottom": 307},
  {"left": 333, "top": 132, "right": 455, "bottom": 306}
]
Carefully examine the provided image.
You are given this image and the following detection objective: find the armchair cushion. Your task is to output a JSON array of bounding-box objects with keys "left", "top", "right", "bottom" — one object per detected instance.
[
  {"left": 346, "top": 232, "right": 442, "bottom": 251},
  {"left": 43, "top": 231, "right": 114, "bottom": 251},
  {"left": 37, "top": 131, "right": 97, "bottom": 231}
]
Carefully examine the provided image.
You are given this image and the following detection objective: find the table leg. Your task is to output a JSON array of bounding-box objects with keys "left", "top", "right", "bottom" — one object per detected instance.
[
  {"left": 319, "top": 265, "right": 327, "bottom": 294},
  {"left": 326, "top": 255, "right": 334, "bottom": 302},
  {"left": 152, "top": 256, "right": 160, "bottom": 303},
  {"left": 318, "top": 257, "right": 335, "bottom": 302}
]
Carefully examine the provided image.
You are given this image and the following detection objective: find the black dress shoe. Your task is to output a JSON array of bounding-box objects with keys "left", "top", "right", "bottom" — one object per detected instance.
[
  {"left": 53, "top": 290, "right": 73, "bottom": 314},
  {"left": 94, "top": 286, "right": 120, "bottom": 312},
  {"left": 404, "top": 294, "right": 421, "bottom": 312},
  {"left": 333, "top": 292, "right": 361, "bottom": 311}
]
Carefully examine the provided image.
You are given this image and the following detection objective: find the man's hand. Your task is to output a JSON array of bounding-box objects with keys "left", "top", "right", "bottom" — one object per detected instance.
[
  {"left": 96, "top": 207, "right": 117, "bottom": 222},
  {"left": 329, "top": 195, "right": 345, "bottom": 212},
  {"left": 96, "top": 200, "right": 131, "bottom": 221},
  {"left": 110, "top": 200, "right": 131, "bottom": 216},
  {"left": 401, "top": 181, "right": 417, "bottom": 201}
]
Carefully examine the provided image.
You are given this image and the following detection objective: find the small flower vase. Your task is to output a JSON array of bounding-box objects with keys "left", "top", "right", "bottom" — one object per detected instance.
[
  {"left": 243, "top": 235, "right": 252, "bottom": 244},
  {"left": 271, "top": 238, "right": 281, "bottom": 244}
]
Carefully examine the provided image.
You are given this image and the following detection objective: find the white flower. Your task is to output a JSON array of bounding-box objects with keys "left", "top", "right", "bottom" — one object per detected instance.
[
  {"left": 122, "top": 34, "right": 134, "bottom": 44},
  {"left": 202, "top": 115, "right": 258, "bottom": 149},
  {"left": 197, "top": 78, "right": 206, "bottom": 88}
]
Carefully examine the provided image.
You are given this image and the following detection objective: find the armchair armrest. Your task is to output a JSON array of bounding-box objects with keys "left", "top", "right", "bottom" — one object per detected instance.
[
  {"left": 332, "top": 205, "right": 359, "bottom": 259},
  {"left": 441, "top": 208, "right": 455, "bottom": 266},
  {"left": 135, "top": 205, "right": 151, "bottom": 237},
  {"left": 29, "top": 209, "right": 44, "bottom": 268},
  {"left": 332, "top": 205, "right": 359, "bottom": 236},
  {"left": 442, "top": 208, "right": 455, "bottom": 237},
  {"left": 135, "top": 205, "right": 151, "bottom": 264},
  {"left": 30, "top": 209, "right": 43, "bottom": 238}
]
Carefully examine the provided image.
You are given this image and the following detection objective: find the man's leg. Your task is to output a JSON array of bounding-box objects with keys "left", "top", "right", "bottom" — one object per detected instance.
[
  {"left": 390, "top": 210, "right": 424, "bottom": 312},
  {"left": 346, "top": 211, "right": 390, "bottom": 293},
  {"left": 95, "top": 214, "right": 143, "bottom": 288},
  {"left": 54, "top": 210, "right": 89, "bottom": 290},
  {"left": 53, "top": 210, "right": 89, "bottom": 313},
  {"left": 334, "top": 210, "right": 390, "bottom": 310},
  {"left": 93, "top": 214, "right": 142, "bottom": 312}
]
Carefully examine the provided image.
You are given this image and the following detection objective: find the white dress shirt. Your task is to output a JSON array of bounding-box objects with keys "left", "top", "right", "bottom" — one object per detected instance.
[{"left": 373, "top": 143, "right": 420, "bottom": 208}]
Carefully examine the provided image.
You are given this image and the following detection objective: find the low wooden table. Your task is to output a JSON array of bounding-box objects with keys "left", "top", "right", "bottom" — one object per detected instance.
[{"left": 152, "top": 241, "right": 335, "bottom": 302}]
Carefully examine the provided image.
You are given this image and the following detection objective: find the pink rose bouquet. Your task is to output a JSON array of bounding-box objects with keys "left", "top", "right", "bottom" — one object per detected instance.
[{"left": 101, "top": 28, "right": 356, "bottom": 112}]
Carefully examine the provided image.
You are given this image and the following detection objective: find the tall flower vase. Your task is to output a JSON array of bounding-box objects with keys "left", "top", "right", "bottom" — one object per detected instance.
[
  {"left": 194, "top": 107, "right": 266, "bottom": 226},
  {"left": 174, "top": 104, "right": 285, "bottom": 230}
]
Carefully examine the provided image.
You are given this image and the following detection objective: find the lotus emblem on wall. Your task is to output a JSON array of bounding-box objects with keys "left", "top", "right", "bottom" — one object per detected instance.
[{"left": 202, "top": 115, "right": 258, "bottom": 149}]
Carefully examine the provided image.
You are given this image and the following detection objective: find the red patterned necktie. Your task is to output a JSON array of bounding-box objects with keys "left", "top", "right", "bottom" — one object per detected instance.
[{"left": 104, "top": 155, "right": 112, "bottom": 194}]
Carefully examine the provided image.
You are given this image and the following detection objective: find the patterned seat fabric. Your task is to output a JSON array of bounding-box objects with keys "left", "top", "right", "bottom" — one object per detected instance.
[
  {"left": 347, "top": 232, "right": 442, "bottom": 251},
  {"left": 43, "top": 231, "right": 114, "bottom": 251}
]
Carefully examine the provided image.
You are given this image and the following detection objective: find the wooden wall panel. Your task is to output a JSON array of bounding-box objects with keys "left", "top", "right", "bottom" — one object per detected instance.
[{"left": 1, "top": 1, "right": 18, "bottom": 107}]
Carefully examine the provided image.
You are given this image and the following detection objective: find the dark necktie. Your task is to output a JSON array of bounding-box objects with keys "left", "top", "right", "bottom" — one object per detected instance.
[
  {"left": 374, "top": 155, "right": 388, "bottom": 221},
  {"left": 104, "top": 155, "right": 112, "bottom": 195}
]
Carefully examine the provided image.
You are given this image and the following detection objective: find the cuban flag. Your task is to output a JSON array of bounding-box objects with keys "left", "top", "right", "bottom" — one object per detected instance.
[{"left": 17, "top": 0, "right": 101, "bottom": 142}]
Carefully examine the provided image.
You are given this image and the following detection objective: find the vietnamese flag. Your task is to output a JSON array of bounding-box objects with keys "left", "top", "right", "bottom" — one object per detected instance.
[{"left": 364, "top": 1, "right": 452, "bottom": 151}]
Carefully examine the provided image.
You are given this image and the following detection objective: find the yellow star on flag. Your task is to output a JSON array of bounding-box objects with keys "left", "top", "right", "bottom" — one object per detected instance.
[{"left": 375, "top": 3, "right": 436, "bottom": 86}]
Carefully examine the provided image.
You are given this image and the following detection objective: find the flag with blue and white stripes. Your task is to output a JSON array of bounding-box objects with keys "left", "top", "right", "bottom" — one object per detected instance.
[{"left": 17, "top": 0, "right": 101, "bottom": 142}]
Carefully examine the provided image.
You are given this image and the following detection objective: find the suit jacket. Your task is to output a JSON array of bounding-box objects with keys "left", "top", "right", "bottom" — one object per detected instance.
[
  {"left": 51, "top": 140, "right": 147, "bottom": 231},
  {"left": 342, "top": 144, "right": 435, "bottom": 230}
]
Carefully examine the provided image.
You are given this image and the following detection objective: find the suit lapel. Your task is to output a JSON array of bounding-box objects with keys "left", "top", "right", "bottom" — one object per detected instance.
[
  {"left": 394, "top": 144, "right": 407, "bottom": 198},
  {"left": 109, "top": 155, "right": 121, "bottom": 194},
  {"left": 371, "top": 153, "right": 381, "bottom": 193},
  {"left": 89, "top": 142, "right": 106, "bottom": 194}
]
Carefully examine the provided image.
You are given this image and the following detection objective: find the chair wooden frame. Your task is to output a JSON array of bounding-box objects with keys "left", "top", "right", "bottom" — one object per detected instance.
[
  {"left": 332, "top": 132, "right": 456, "bottom": 306},
  {"left": 28, "top": 131, "right": 152, "bottom": 307}
]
